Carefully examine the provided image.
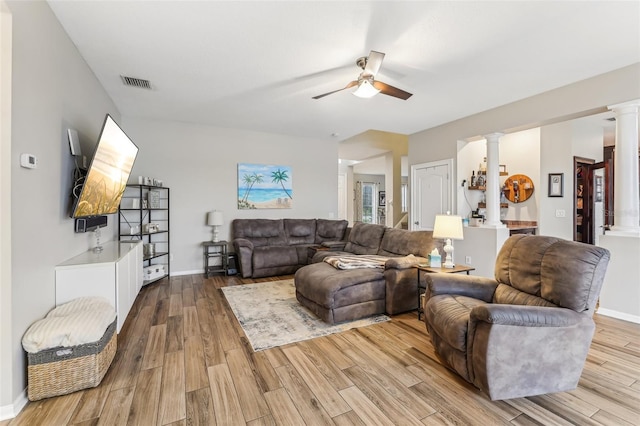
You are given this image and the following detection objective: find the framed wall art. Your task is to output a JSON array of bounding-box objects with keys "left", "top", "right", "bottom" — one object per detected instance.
[{"left": 238, "top": 163, "right": 293, "bottom": 209}]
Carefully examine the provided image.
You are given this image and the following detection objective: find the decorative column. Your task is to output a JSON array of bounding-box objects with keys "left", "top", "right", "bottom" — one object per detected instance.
[
  {"left": 608, "top": 100, "right": 640, "bottom": 236},
  {"left": 484, "top": 132, "right": 505, "bottom": 228}
]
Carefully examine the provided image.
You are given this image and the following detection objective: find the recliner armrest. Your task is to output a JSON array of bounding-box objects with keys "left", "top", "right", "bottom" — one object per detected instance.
[
  {"left": 426, "top": 274, "right": 497, "bottom": 303},
  {"left": 232, "top": 238, "right": 254, "bottom": 250},
  {"left": 470, "top": 304, "right": 585, "bottom": 327},
  {"left": 232, "top": 238, "right": 255, "bottom": 278}
]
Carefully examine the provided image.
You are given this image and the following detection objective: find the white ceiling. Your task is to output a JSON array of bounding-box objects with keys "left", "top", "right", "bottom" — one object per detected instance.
[{"left": 47, "top": 1, "right": 640, "bottom": 152}]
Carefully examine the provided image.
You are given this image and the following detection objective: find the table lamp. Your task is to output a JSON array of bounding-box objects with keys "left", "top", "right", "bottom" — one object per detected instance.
[
  {"left": 432, "top": 213, "right": 464, "bottom": 268},
  {"left": 207, "top": 210, "right": 224, "bottom": 242}
]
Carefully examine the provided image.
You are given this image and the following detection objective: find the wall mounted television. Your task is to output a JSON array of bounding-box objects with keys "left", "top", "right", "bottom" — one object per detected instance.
[{"left": 70, "top": 114, "right": 138, "bottom": 219}]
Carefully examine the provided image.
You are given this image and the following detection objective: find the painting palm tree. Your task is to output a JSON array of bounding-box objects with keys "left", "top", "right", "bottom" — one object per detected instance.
[
  {"left": 271, "top": 169, "right": 292, "bottom": 199},
  {"left": 241, "top": 173, "right": 263, "bottom": 202}
]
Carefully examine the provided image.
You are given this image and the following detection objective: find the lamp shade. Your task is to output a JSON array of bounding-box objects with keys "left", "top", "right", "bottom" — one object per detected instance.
[
  {"left": 433, "top": 214, "right": 464, "bottom": 240},
  {"left": 207, "top": 210, "right": 224, "bottom": 226},
  {"left": 352, "top": 79, "right": 380, "bottom": 98}
]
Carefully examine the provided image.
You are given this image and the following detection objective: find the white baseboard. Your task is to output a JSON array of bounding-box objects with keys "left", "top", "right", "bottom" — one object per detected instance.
[
  {"left": 170, "top": 269, "right": 203, "bottom": 277},
  {"left": 0, "top": 389, "right": 27, "bottom": 421},
  {"left": 597, "top": 308, "right": 640, "bottom": 324}
]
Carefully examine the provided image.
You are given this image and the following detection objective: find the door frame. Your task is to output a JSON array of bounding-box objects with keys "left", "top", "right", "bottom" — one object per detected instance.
[{"left": 410, "top": 158, "right": 454, "bottom": 230}]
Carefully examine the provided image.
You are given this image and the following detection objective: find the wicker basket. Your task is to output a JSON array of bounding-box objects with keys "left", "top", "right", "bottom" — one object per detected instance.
[{"left": 27, "top": 320, "right": 117, "bottom": 401}]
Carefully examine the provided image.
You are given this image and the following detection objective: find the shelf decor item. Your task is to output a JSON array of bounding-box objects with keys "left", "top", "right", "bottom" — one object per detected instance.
[
  {"left": 148, "top": 190, "right": 161, "bottom": 208},
  {"left": 548, "top": 173, "right": 564, "bottom": 197},
  {"left": 433, "top": 213, "right": 464, "bottom": 268},
  {"left": 207, "top": 210, "right": 224, "bottom": 242}
]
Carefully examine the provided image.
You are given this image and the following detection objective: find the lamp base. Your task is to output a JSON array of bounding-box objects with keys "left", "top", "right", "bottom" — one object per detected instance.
[
  {"left": 443, "top": 238, "right": 454, "bottom": 268},
  {"left": 212, "top": 226, "right": 220, "bottom": 243}
]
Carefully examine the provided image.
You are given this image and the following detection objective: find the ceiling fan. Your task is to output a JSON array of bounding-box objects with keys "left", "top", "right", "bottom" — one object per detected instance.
[{"left": 312, "top": 50, "right": 412, "bottom": 100}]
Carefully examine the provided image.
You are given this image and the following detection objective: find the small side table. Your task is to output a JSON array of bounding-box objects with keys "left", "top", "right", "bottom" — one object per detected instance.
[
  {"left": 203, "top": 241, "right": 228, "bottom": 277},
  {"left": 416, "top": 264, "right": 475, "bottom": 320}
]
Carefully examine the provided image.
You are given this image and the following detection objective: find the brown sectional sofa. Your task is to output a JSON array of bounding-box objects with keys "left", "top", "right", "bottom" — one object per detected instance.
[
  {"left": 295, "top": 222, "right": 444, "bottom": 323},
  {"left": 231, "top": 218, "right": 349, "bottom": 278}
]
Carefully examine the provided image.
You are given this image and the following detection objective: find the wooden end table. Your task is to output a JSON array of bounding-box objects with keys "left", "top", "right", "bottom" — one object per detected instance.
[{"left": 415, "top": 264, "right": 475, "bottom": 320}]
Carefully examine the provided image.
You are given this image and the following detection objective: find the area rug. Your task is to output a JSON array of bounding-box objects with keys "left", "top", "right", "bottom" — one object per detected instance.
[{"left": 221, "top": 279, "right": 390, "bottom": 351}]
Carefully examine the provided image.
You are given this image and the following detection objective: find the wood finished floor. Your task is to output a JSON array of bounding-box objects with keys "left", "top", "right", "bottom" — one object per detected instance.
[{"left": 5, "top": 273, "right": 640, "bottom": 426}]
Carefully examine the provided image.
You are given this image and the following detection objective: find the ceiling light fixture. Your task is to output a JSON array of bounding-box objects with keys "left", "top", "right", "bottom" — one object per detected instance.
[{"left": 352, "top": 79, "right": 380, "bottom": 99}]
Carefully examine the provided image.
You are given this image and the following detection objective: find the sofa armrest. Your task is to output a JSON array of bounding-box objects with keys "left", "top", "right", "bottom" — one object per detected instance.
[
  {"left": 426, "top": 274, "right": 497, "bottom": 303},
  {"left": 232, "top": 238, "right": 254, "bottom": 278},
  {"left": 470, "top": 304, "right": 585, "bottom": 327},
  {"left": 321, "top": 241, "right": 347, "bottom": 250},
  {"left": 384, "top": 267, "right": 420, "bottom": 315},
  {"left": 385, "top": 255, "right": 425, "bottom": 270}
]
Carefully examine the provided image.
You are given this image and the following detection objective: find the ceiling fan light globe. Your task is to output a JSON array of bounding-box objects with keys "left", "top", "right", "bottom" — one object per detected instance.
[{"left": 352, "top": 80, "right": 380, "bottom": 98}]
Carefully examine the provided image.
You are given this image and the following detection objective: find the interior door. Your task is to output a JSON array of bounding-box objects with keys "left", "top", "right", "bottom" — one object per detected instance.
[
  {"left": 592, "top": 165, "right": 605, "bottom": 245},
  {"left": 411, "top": 160, "right": 451, "bottom": 230}
]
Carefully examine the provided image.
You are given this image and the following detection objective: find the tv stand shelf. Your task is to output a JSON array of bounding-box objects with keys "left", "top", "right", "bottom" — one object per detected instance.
[{"left": 118, "top": 184, "right": 170, "bottom": 285}]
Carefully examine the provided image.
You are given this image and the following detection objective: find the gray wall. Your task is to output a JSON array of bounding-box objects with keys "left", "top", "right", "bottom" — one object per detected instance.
[
  {"left": 4, "top": 0, "right": 120, "bottom": 408},
  {"left": 122, "top": 117, "right": 339, "bottom": 274}
]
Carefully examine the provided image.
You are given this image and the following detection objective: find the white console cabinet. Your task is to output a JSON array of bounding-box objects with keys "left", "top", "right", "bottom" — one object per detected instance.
[{"left": 55, "top": 241, "right": 143, "bottom": 332}]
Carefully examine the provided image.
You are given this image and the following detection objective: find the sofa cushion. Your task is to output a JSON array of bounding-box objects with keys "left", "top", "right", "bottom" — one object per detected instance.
[
  {"left": 425, "top": 294, "right": 486, "bottom": 352},
  {"left": 284, "top": 219, "right": 316, "bottom": 245},
  {"left": 377, "top": 228, "right": 441, "bottom": 257},
  {"left": 344, "top": 222, "right": 386, "bottom": 255},
  {"left": 232, "top": 219, "right": 286, "bottom": 247},
  {"left": 252, "top": 246, "right": 298, "bottom": 269},
  {"left": 315, "top": 219, "right": 348, "bottom": 243},
  {"left": 493, "top": 284, "right": 557, "bottom": 308},
  {"left": 295, "top": 262, "right": 384, "bottom": 309}
]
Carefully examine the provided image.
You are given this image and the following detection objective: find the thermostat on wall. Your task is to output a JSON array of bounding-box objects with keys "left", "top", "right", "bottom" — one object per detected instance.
[{"left": 20, "top": 153, "right": 38, "bottom": 169}]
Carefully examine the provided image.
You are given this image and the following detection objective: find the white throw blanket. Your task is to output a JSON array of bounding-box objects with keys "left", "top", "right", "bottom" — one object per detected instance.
[
  {"left": 22, "top": 297, "right": 116, "bottom": 353},
  {"left": 323, "top": 255, "right": 389, "bottom": 270}
]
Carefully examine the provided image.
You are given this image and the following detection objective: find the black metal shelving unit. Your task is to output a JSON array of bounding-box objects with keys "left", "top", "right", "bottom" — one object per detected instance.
[{"left": 118, "top": 184, "right": 170, "bottom": 285}]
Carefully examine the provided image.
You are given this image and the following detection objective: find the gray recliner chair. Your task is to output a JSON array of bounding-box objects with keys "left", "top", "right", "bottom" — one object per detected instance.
[{"left": 423, "top": 234, "right": 610, "bottom": 400}]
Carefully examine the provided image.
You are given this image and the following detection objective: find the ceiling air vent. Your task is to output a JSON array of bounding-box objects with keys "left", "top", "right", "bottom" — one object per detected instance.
[{"left": 120, "top": 75, "right": 152, "bottom": 90}]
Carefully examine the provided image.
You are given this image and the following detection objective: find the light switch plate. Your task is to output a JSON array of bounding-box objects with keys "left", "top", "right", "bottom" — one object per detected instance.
[{"left": 555, "top": 209, "right": 566, "bottom": 218}]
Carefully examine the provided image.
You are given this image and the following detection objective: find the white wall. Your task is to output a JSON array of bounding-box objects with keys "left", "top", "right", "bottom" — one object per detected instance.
[
  {"left": 122, "top": 117, "right": 339, "bottom": 275},
  {"left": 599, "top": 235, "right": 640, "bottom": 322},
  {"left": 538, "top": 118, "right": 604, "bottom": 238},
  {"left": 5, "top": 0, "right": 120, "bottom": 411},
  {"left": 455, "top": 227, "right": 510, "bottom": 278}
]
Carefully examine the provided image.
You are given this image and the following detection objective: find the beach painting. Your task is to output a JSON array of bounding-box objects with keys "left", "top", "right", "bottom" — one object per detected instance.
[{"left": 238, "top": 163, "right": 293, "bottom": 209}]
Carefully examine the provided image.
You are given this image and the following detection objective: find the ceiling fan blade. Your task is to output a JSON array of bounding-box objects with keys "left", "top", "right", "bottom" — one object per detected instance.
[
  {"left": 363, "top": 51, "right": 385, "bottom": 77},
  {"left": 312, "top": 81, "right": 358, "bottom": 99},
  {"left": 372, "top": 80, "right": 413, "bottom": 100}
]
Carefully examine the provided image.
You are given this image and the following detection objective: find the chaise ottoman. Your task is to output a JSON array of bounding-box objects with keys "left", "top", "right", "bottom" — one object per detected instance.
[{"left": 294, "top": 261, "right": 386, "bottom": 324}]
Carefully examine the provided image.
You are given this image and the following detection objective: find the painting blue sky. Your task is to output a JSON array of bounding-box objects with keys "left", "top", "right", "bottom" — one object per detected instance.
[{"left": 238, "top": 163, "right": 293, "bottom": 209}]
